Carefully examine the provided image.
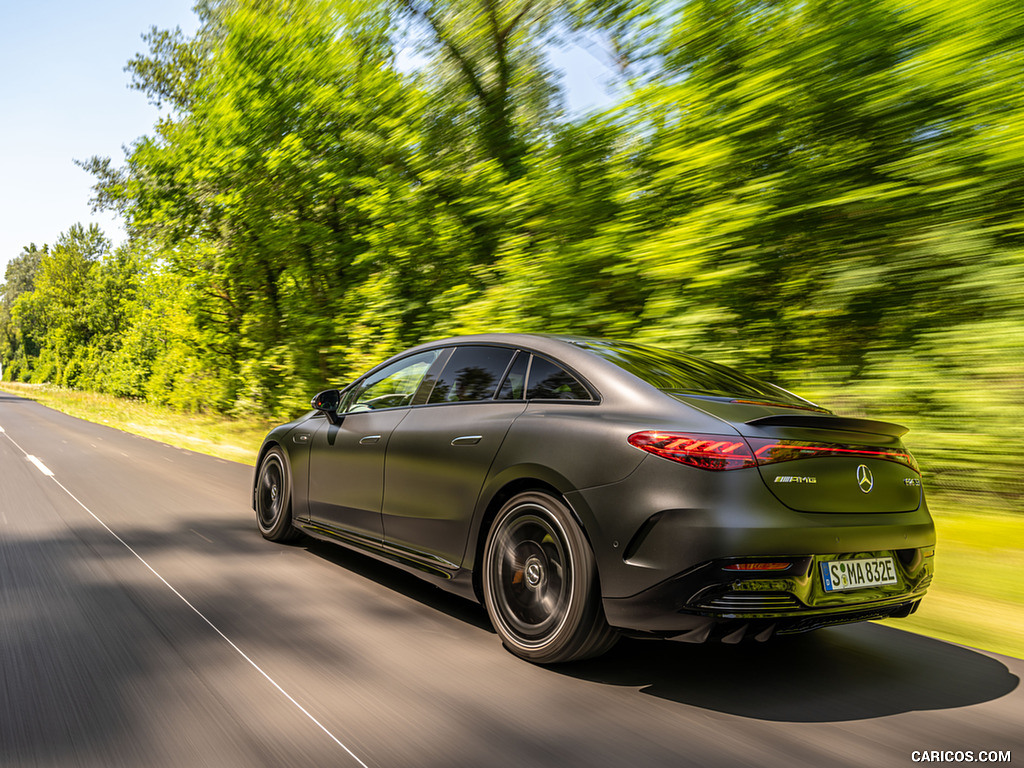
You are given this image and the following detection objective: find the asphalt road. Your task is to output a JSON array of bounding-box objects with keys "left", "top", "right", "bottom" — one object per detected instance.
[{"left": 1, "top": 392, "right": 1021, "bottom": 768}]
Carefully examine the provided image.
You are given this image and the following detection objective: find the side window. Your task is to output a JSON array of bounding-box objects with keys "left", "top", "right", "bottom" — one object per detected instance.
[
  {"left": 427, "top": 346, "right": 517, "bottom": 404},
  {"left": 497, "top": 351, "right": 529, "bottom": 400},
  {"left": 345, "top": 350, "right": 440, "bottom": 413},
  {"left": 526, "top": 356, "right": 591, "bottom": 400}
]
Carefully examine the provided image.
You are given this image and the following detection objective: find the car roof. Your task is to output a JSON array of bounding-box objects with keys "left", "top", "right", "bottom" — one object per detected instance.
[
  {"left": 394, "top": 332, "right": 656, "bottom": 404},
  {"left": 399, "top": 332, "right": 606, "bottom": 369}
]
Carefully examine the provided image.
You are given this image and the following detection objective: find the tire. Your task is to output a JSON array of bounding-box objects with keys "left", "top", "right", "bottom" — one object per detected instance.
[
  {"left": 255, "top": 447, "right": 300, "bottom": 542},
  {"left": 482, "top": 491, "right": 618, "bottom": 664}
]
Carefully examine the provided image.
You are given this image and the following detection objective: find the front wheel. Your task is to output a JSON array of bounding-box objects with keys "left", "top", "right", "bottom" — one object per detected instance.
[
  {"left": 255, "top": 447, "right": 300, "bottom": 542},
  {"left": 482, "top": 491, "right": 617, "bottom": 664}
]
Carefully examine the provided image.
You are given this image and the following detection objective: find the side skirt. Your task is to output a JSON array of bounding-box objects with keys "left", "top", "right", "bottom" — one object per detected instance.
[{"left": 298, "top": 521, "right": 479, "bottom": 602}]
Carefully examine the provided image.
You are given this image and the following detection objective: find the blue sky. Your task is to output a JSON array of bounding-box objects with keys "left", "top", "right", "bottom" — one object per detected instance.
[
  {"left": 0, "top": 0, "right": 199, "bottom": 274},
  {"left": 0, "top": 1, "right": 616, "bottom": 277}
]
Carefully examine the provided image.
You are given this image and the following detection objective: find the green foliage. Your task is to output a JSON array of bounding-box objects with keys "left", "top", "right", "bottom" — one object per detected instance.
[
  {"left": 0, "top": 243, "right": 47, "bottom": 380},
  {"left": 400, "top": 0, "right": 567, "bottom": 178},
  {"left": 4, "top": 0, "right": 1022, "bottom": 507},
  {"left": 8, "top": 225, "right": 108, "bottom": 387}
]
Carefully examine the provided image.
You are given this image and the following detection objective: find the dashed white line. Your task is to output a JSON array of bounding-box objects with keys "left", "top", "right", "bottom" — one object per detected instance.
[
  {"left": 27, "top": 455, "right": 54, "bottom": 476},
  {"left": 1, "top": 427, "right": 370, "bottom": 768}
]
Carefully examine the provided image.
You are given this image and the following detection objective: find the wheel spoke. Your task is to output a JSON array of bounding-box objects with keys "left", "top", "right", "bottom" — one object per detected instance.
[{"left": 536, "top": 591, "right": 557, "bottom": 619}]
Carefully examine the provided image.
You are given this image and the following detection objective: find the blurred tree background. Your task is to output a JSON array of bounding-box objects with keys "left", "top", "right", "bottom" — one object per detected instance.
[{"left": 1, "top": 0, "right": 1021, "bottom": 511}]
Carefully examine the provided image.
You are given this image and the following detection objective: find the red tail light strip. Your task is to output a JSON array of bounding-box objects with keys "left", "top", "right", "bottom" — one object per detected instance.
[
  {"left": 628, "top": 431, "right": 919, "bottom": 472},
  {"left": 746, "top": 438, "right": 919, "bottom": 472}
]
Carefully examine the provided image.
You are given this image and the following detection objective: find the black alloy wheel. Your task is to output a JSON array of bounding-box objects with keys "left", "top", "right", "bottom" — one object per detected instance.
[
  {"left": 255, "top": 447, "right": 299, "bottom": 542},
  {"left": 483, "top": 491, "right": 617, "bottom": 664}
]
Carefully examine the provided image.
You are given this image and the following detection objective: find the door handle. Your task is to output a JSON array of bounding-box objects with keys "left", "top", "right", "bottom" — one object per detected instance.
[
  {"left": 451, "top": 435, "right": 482, "bottom": 446},
  {"left": 359, "top": 435, "right": 382, "bottom": 445}
]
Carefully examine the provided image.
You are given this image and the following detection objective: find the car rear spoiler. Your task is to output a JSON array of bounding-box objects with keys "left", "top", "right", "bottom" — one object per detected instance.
[{"left": 744, "top": 414, "right": 909, "bottom": 438}]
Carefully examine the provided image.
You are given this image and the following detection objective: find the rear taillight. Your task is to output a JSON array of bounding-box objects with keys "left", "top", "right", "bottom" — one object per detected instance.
[
  {"left": 746, "top": 438, "right": 919, "bottom": 472},
  {"left": 627, "top": 432, "right": 756, "bottom": 471},
  {"left": 628, "top": 431, "right": 919, "bottom": 472}
]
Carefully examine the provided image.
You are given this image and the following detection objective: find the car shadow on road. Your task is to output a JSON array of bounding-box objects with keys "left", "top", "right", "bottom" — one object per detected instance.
[
  {"left": 294, "top": 533, "right": 1019, "bottom": 723},
  {"left": 295, "top": 534, "right": 1019, "bottom": 723},
  {"left": 300, "top": 536, "right": 495, "bottom": 632},
  {"left": 556, "top": 623, "right": 1020, "bottom": 722}
]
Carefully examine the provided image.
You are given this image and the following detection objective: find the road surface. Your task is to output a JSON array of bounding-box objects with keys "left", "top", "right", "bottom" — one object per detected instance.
[{"left": 1, "top": 392, "right": 1021, "bottom": 767}]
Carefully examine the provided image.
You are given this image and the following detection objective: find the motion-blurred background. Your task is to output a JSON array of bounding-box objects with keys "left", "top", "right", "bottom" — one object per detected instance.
[{"left": 1, "top": 0, "right": 1022, "bottom": 655}]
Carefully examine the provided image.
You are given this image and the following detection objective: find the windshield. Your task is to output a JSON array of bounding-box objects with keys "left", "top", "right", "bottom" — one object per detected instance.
[{"left": 573, "top": 339, "right": 822, "bottom": 409}]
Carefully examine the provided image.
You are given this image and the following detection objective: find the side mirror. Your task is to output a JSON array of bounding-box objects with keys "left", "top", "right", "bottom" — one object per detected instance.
[{"left": 311, "top": 389, "right": 342, "bottom": 425}]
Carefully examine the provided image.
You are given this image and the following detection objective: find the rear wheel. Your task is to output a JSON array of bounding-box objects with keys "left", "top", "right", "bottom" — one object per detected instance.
[
  {"left": 482, "top": 491, "right": 617, "bottom": 664},
  {"left": 255, "top": 447, "right": 300, "bottom": 542}
]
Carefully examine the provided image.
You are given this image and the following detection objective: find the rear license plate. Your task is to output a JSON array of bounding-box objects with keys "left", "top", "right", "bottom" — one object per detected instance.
[{"left": 820, "top": 557, "right": 897, "bottom": 592}]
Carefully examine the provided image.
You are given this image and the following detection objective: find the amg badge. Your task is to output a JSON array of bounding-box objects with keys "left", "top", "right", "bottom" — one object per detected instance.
[{"left": 774, "top": 476, "right": 817, "bottom": 484}]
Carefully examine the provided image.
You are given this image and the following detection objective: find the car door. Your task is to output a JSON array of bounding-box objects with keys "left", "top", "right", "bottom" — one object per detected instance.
[
  {"left": 307, "top": 349, "right": 441, "bottom": 545},
  {"left": 381, "top": 346, "right": 528, "bottom": 568}
]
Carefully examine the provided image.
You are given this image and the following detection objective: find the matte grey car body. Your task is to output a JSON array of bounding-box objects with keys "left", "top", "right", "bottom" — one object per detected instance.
[{"left": 253, "top": 333, "right": 935, "bottom": 663}]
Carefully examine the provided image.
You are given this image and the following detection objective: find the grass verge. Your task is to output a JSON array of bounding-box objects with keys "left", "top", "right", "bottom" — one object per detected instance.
[
  {"left": 3, "top": 381, "right": 1022, "bottom": 660},
  {"left": 0, "top": 381, "right": 276, "bottom": 465},
  {"left": 895, "top": 506, "right": 1024, "bottom": 660}
]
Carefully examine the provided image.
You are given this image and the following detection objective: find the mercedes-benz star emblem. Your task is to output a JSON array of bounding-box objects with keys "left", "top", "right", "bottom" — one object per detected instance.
[{"left": 856, "top": 464, "right": 874, "bottom": 493}]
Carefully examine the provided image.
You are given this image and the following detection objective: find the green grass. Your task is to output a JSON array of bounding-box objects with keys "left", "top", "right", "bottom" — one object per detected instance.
[
  {"left": 0, "top": 382, "right": 276, "bottom": 464},
  {"left": 896, "top": 506, "right": 1024, "bottom": 660},
  {"left": 3, "top": 381, "right": 1022, "bottom": 660}
]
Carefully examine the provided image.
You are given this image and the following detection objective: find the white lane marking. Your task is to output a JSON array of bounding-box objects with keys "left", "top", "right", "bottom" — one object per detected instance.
[
  {"left": 0, "top": 429, "right": 370, "bottom": 768},
  {"left": 0, "top": 424, "right": 5, "bottom": 432},
  {"left": 27, "top": 455, "right": 54, "bottom": 476}
]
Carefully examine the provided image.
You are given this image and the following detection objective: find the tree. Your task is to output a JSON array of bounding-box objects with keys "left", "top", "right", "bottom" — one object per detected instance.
[
  {"left": 0, "top": 244, "right": 47, "bottom": 381},
  {"left": 399, "top": 0, "right": 563, "bottom": 179},
  {"left": 7, "top": 225, "right": 108, "bottom": 385}
]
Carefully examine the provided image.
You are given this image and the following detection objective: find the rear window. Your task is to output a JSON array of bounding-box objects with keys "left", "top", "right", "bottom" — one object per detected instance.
[
  {"left": 573, "top": 339, "right": 816, "bottom": 408},
  {"left": 526, "top": 356, "right": 592, "bottom": 400}
]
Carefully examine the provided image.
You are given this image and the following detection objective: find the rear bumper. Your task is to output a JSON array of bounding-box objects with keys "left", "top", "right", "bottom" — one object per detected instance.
[
  {"left": 562, "top": 453, "right": 936, "bottom": 639},
  {"left": 601, "top": 548, "right": 934, "bottom": 640},
  {"left": 565, "top": 454, "right": 936, "bottom": 597}
]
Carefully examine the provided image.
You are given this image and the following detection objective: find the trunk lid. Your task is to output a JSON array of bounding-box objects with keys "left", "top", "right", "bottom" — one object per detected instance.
[{"left": 670, "top": 395, "right": 922, "bottom": 513}]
